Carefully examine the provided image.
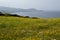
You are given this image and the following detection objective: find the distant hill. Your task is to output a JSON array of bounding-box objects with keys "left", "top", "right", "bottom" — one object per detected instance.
[{"left": 0, "top": 6, "right": 43, "bottom": 13}]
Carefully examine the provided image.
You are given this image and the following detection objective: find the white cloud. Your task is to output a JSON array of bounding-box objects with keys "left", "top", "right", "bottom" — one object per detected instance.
[{"left": 0, "top": 0, "right": 60, "bottom": 10}]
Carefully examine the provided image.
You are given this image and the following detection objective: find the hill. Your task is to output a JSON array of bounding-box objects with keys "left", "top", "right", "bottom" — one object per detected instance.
[
  {"left": 0, "top": 16, "right": 60, "bottom": 40},
  {"left": 0, "top": 6, "right": 43, "bottom": 13}
]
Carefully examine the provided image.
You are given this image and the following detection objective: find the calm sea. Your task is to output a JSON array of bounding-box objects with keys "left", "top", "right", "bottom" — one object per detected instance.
[{"left": 11, "top": 11, "right": 60, "bottom": 18}]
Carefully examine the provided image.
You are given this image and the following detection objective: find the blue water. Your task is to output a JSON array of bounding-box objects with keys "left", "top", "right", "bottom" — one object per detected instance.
[{"left": 11, "top": 11, "right": 60, "bottom": 18}]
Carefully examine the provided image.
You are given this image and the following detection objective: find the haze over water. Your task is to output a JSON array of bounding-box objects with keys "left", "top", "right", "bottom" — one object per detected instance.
[
  {"left": 12, "top": 11, "right": 60, "bottom": 18},
  {"left": 0, "top": 0, "right": 60, "bottom": 18}
]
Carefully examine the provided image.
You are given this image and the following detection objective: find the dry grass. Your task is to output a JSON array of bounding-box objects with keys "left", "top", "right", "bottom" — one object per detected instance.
[{"left": 0, "top": 16, "right": 60, "bottom": 40}]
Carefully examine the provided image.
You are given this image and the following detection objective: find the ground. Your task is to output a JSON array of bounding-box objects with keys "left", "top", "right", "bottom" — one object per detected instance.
[{"left": 0, "top": 16, "right": 60, "bottom": 40}]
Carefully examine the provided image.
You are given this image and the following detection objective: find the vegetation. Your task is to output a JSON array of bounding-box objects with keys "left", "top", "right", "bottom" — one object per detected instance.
[
  {"left": 0, "top": 12, "right": 60, "bottom": 40},
  {"left": 0, "top": 12, "right": 22, "bottom": 17}
]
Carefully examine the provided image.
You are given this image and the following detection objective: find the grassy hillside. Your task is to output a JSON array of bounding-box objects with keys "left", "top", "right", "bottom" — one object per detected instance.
[{"left": 0, "top": 16, "right": 60, "bottom": 40}]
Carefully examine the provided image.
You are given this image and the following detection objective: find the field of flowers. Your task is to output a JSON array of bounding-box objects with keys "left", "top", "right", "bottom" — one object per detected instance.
[{"left": 0, "top": 16, "right": 60, "bottom": 40}]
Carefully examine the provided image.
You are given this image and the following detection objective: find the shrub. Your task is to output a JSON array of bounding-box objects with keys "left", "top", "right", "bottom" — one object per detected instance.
[
  {"left": 0, "top": 12, "right": 5, "bottom": 16},
  {"left": 24, "top": 16, "right": 30, "bottom": 18},
  {"left": 31, "top": 17, "right": 38, "bottom": 19}
]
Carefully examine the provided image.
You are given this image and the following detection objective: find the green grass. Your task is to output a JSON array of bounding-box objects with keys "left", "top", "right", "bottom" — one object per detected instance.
[{"left": 0, "top": 16, "right": 60, "bottom": 40}]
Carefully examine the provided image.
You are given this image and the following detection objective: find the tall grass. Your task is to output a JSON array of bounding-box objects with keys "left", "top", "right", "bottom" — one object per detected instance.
[{"left": 0, "top": 16, "right": 60, "bottom": 40}]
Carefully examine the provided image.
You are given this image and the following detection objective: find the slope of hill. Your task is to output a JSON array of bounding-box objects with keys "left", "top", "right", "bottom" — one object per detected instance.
[
  {"left": 0, "top": 16, "right": 60, "bottom": 40},
  {"left": 0, "top": 6, "right": 43, "bottom": 13}
]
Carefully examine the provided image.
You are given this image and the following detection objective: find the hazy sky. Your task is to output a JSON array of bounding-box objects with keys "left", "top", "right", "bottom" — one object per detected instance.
[{"left": 0, "top": 0, "right": 60, "bottom": 10}]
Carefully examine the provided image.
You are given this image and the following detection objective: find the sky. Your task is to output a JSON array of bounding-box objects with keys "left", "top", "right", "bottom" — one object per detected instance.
[{"left": 0, "top": 0, "right": 60, "bottom": 11}]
